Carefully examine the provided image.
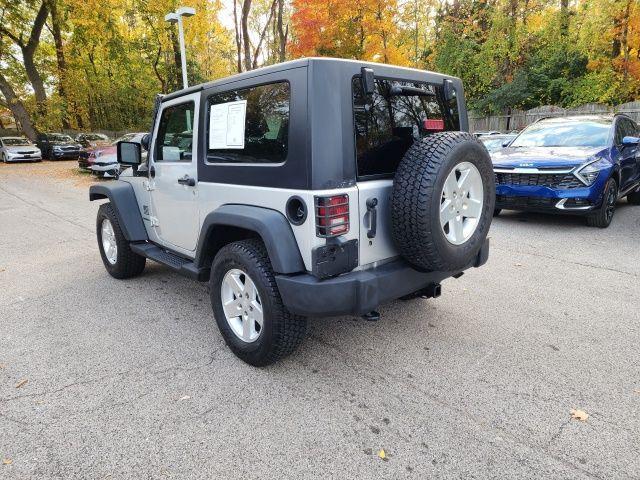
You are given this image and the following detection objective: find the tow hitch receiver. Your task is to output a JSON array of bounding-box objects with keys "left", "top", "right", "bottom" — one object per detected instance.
[{"left": 421, "top": 283, "right": 442, "bottom": 299}]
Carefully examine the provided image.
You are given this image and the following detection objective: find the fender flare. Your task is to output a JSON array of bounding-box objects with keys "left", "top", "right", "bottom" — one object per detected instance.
[
  {"left": 89, "top": 181, "right": 148, "bottom": 242},
  {"left": 195, "top": 204, "right": 305, "bottom": 274}
]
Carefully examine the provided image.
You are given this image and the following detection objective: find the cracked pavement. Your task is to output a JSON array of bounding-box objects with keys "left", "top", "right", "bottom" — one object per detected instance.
[{"left": 1, "top": 161, "right": 639, "bottom": 479}]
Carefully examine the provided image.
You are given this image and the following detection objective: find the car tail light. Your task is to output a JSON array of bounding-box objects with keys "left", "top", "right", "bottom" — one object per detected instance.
[
  {"left": 423, "top": 118, "right": 444, "bottom": 131},
  {"left": 315, "top": 195, "right": 349, "bottom": 237}
]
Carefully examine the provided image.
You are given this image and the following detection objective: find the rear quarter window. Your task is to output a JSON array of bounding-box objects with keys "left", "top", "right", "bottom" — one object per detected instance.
[
  {"left": 353, "top": 77, "right": 459, "bottom": 179},
  {"left": 206, "top": 82, "right": 290, "bottom": 164}
]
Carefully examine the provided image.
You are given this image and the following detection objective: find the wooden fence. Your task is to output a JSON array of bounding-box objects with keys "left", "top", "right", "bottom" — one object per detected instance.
[{"left": 469, "top": 102, "right": 640, "bottom": 132}]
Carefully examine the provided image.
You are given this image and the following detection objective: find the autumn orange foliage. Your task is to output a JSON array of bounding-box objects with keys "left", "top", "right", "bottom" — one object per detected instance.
[{"left": 290, "top": 0, "right": 409, "bottom": 65}]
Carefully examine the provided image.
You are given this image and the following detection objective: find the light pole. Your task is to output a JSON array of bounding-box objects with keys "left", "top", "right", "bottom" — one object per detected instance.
[{"left": 165, "top": 6, "right": 196, "bottom": 90}]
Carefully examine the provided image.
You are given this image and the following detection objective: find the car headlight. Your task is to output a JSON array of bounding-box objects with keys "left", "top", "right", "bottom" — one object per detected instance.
[{"left": 575, "top": 158, "right": 609, "bottom": 186}]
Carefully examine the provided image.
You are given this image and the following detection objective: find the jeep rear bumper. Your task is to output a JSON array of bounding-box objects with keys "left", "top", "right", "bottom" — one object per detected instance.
[{"left": 276, "top": 238, "right": 489, "bottom": 317}]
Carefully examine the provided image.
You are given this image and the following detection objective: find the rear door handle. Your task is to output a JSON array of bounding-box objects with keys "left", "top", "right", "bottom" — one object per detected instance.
[
  {"left": 366, "top": 197, "right": 378, "bottom": 238},
  {"left": 177, "top": 175, "right": 196, "bottom": 187}
]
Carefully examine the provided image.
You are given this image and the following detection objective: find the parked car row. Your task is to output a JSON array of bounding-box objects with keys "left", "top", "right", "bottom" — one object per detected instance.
[
  {"left": 1, "top": 131, "right": 146, "bottom": 179},
  {"left": 486, "top": 115, "right": 640, "bottom": 228}
]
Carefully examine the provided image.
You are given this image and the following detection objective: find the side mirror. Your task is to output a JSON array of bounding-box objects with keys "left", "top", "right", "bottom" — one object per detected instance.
[
  {"left": 117, "top": 141, "right": 141, "bottom": 166},
  {"left": 621, "top": 136, "right": 640, "bottom": 148},
  {"left": 140, "top": 133, "right": 151, "bottom": 151},
  {"left": 443, "top": 79, "right": 457, "bottom": 102},
  {"left": 361, "top": 67, "right": 375, "bottom": 95}
]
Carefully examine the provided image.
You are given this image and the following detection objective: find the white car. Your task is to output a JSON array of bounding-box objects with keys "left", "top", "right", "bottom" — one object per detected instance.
[
  {"left": 90, "top": 132, "right": 147, "bottom": 178},
  {"left": 0, "top": 137, "right": 42, "bottom": 162}
]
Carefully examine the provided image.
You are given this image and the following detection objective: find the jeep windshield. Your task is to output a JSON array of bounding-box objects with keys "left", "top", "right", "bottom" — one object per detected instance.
[
  {"left": 353, "top": 77, "right": 459, "bottom": 178},
  {"left": 510, "top": 120, "right": 611, "bottom": 148}
]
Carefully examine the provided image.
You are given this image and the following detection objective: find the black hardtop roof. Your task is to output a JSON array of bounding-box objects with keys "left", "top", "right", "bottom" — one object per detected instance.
[{"left": 161, "top": 57, "right": 460, "bottom": 102}]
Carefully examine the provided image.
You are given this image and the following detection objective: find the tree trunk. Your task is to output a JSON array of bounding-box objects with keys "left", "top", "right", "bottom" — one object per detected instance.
[
  {"left": 22, "top": 1, "right": 50, "bottom": 107},
  {"left": 241, "top": 0, "right": 253, "bottom": 71},
  {"left": 276, "top": 0, "right": 287, "bottom": 62},
  {"left": 233, "top": 0, "right": 243, "bottom": 72},
  {"left": 0, "top": 73, "right": 38, "bottom": 140},
  {"left": 252, "top": 0, "right": 277, "bottom": 69},
  {"left": 559, "top": 0, "right": 569, "bottom": 36},
  {"left": 49, "top": 0, "right": 70, "bottom": 128}
]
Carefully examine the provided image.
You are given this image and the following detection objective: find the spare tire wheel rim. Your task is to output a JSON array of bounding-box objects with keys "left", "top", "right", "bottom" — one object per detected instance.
[
  {"left": 101, "top": 218, "right": 118, "bottom": 265},
  {"left": 440, "top": 161, "right": 484, "bottom": 245},
  {"left": 221, "top": 268, "right": 263, "bottom": 343}
]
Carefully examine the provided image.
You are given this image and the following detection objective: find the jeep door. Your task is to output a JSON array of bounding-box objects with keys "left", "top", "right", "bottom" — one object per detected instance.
[{"left": 148, "top": 92, "right": 200, "bottom": 253}]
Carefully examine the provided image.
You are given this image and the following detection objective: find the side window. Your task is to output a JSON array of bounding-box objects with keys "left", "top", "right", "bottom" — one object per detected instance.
[
  {"left": 155, "top": 102, "right": 195, "bottom": 162},
  {"left": 615, "top": 118, "right": 636, "bottom": 145},
  {"left": 207, "top": 82, "right": 290, "bottom": 164}
]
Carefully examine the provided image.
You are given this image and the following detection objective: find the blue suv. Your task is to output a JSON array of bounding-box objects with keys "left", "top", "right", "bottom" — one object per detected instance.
[{"left": 491, "top": 115, "right": 640, "bottom": 227}]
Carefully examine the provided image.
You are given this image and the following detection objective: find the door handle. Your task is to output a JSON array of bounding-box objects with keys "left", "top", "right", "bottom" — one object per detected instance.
[
  {"left": 366, "top": 197, "right": 378, "bottom": 239},
  {"left": 177, "top": 175, "right": 196, "bottom": 187},
  {"left": 149, "top": 166, "right": 156, "bottom": 178}
]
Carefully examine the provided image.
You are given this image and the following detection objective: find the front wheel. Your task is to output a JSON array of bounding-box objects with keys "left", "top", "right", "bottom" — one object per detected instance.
[
  {"left": 96, "top": 203, "right": 146, "bottom": 278},
  {"left": 210, "top": 239, "right": 307, "bottom": 366},
  {"left": 587, "top": 177, "right": 617, "bottom": 228}
]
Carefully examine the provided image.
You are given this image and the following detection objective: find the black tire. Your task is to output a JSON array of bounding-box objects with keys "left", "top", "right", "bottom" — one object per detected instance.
[
  {"left": 627, "top": 188, "right": 640, "bottom": 205},
  {"left": 391, "top": 131, "right": 495, "bottom": 272},
  {"left": 210, "top": 239, "right": 307, "bottom": 367},
  {"left": 1, "top": 153, "right": 6, "bottom": 163},
  {"left": 587, "top": 177, "right": 617, "bottom": 228},
  {"left": 96, "top": 203, "right": 146, "bottom": 278},
  {"left": 494, "top": 208, "right": 502, "bottom": 216}
]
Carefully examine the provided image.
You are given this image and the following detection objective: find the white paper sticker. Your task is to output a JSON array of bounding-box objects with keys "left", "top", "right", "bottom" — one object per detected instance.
[{"left": 209, "top": 100, "right": 247, "bottom": 150}]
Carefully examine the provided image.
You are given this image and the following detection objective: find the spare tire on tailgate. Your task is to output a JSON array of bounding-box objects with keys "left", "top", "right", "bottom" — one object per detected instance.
[{"left": 391, "top": 131, "right": 495, "bottom": 272}]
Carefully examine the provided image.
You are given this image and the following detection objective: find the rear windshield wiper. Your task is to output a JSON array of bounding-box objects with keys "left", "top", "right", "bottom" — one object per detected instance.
[{"left": 389, "top": 84, "right": 435, "bottom": 97}]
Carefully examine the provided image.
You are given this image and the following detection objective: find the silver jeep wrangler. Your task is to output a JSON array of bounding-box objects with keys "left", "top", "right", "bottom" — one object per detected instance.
[{"left": 90, "top": 58, "right": 495, "bottom": 366}]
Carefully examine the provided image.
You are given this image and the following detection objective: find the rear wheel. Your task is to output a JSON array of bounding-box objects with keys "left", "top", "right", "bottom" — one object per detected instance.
[
  {"left": 391, "top": 131, "right": 495, "bottom": 272},
  {"left": 587, "top": 177, "right": 617, "bottom": 228},
  {"left": 210, "top": 239, "right": 307, "bottom": 366},
  {"left": 96, "top": 203, "right": 146, "bottom": 278}
]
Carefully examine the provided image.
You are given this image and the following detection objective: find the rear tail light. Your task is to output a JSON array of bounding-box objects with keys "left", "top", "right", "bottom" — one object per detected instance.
[
  {"left": 423, "top": 118, "right": 444, "bottom": 131},
  {"left": 315, "top": 194, "right": 349, "bottom": 237}
]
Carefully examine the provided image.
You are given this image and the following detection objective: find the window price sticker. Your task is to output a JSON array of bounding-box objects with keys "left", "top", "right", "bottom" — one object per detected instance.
[{"left": 209, "top": 100, "right": 247, "bottom": 149}]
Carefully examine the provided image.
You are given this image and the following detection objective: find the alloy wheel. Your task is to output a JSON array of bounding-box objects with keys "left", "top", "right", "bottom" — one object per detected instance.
[
  {"left": 440, "top": 161, "right": 484, "bottom": 245},
  {"left": 101, "top": 219, "right": 118, "bottom": 265},
  {"left": 220, "top": 268, "right": 264, "bottom": 343}
]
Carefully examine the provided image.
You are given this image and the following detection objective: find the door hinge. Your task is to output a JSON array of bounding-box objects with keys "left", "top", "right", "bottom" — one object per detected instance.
[{"left": 150, "top": 216, "right": 159, "bottom": 227}]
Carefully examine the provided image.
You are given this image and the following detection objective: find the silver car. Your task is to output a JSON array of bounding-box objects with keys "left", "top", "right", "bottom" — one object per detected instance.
[
  {"left": 0, "top": 137, "right": 42, "bottom": 162},
  {"left": 90, "top": 132, "right": 147, "bottom": 178}
]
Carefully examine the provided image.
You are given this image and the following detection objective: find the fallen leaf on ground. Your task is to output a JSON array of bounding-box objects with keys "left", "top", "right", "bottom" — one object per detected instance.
[
  {"left": 179, "top": 395, "right": 191, "bottom": 401},
  {"left": 378, "top": 449, "right": 387, "bottom": 461},
  {"left": 2, "top": 459, "right": 12, "bottom": 465},
  {"left": 15, "top": 379, "right": 28, "bottom": 389},
  {"left": 514, "top": 263, "right": 523, "bottom": 267},
  {"left": 570, "top": 409, "right": 589, "bottom": 421},
  {"left": 634, "top": 389, "right": 640, "bottom": 394}
]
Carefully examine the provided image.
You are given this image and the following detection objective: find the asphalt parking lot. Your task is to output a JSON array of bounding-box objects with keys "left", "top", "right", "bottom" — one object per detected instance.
[{"left": 1, "top": 160, "right": 639, "bottom": 479}]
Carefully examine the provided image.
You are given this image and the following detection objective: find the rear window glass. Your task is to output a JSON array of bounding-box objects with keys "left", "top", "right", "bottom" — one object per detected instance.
[{"left": 353, "top": 77, "right": 459, "bottom": 178}]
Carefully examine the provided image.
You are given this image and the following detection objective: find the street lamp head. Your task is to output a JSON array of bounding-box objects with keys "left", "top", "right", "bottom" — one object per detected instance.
[
  {"left": 164, "top": 12, "right": 179, "bottom": 23},
  {"left": 176, "top": 6, "right": 196, "bottom": 17}
]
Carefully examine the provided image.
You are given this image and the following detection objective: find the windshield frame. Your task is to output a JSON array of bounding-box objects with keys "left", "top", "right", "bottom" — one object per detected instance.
[{"left": 510, "top": 119, "right": 613, "bottom": 149}]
